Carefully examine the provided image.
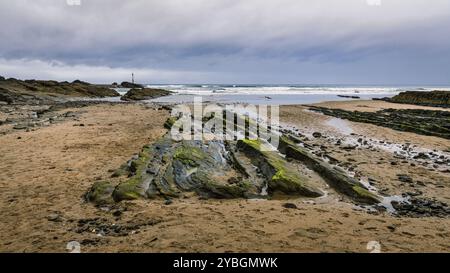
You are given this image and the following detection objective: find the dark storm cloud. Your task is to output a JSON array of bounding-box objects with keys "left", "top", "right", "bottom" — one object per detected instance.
[{"left": 0, "top": 0, "right": 449, "bottom": 84}]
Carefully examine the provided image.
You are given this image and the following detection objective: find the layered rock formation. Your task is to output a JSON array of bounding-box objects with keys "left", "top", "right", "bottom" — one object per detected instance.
[
  {"left": 0, "top": 77, "right": 120, "bottom": 104},
  {"left": 86, "top": 113, "right": 381, "bottom": 206},
  {"left": 381, "top": 90, "right": 450, "bottom": 108}
]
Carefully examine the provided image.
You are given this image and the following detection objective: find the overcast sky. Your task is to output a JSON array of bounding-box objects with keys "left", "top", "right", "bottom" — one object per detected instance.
[{"left": 0, "top": 0, "right": 449, "bottom": 84}]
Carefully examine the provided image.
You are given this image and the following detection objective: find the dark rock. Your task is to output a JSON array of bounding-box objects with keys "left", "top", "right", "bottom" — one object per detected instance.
[
  {"left": 0, "top": 88, "right": 16, "bottom": 104},
  {"left": 112, "top": 210, "right": 122, "bottom": 217},
  {"left": 312, "top": 132, "right": 322, "bottom": 138},
  {"left": 383, "top": 90, "right": 450, "bottom": 108},
  {"left": 76, "top": 217, "right": 161, "bottom": 237},
  {"left": 414, "top": 153, "right": 429, "bottom": 160},
  {"left": 387, "top": 225, "right": 396, "bottom": 232},
  {"left": 342, "top": 145, "right": 357, "bottom": 151},
  {"left": 120, "top": 81, "right": 144, "bottom": 89},
  {"left": 391, "top": 197, "right": 449, "bottom": 218},
  {"left": 72, "top": 79, "right": 89, "bottom": 85},
  {"left": 337, "top": 95, "right": 360, "bottom": 99},
  {"left": 121, "top": 88, "right": 172, "bottom": 101},
  {"left": 397, "top": 174, "right": 413, "bottom": 183},
  {"left": 282, "top": 203, "right": 298, "bottom": 209}
]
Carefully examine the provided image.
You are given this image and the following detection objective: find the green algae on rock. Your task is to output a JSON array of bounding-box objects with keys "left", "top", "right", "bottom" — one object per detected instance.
[
  {"left": 278, "top": 135, "right": 381, "bottom": 204},
  {"left": 85, "top": 181, "right": 116, "bottom": 205},
  {"left": 237, "top": 139, "right": 323, "bottom": 197}
]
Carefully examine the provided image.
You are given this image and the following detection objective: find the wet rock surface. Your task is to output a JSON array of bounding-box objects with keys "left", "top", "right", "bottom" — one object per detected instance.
[
  {"left": 86, "top": 113, "right": 384, "bottom": 208},
  {"left": 390, "top": 197, "right": 450, "bottom": 218},
  {"left": 309, "top": 106, "right": 450, "bottom": 139}
]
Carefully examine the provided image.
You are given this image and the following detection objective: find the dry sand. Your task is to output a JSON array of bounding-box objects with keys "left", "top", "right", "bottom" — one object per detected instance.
[{"left": 0, "top": 101, "right": 449, "bottom": 252}]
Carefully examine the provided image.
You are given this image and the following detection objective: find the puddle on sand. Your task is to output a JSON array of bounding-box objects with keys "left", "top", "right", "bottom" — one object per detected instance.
[{"left": 380, "top": 195, "right": 411, "bottom": 213}]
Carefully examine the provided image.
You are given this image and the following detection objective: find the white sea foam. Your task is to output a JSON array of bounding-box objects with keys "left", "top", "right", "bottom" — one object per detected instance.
[{"left": 147, "top": 84, "right": 450, "bottom": 96}]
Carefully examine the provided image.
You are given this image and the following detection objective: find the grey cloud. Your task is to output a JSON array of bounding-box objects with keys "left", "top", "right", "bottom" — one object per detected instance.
[{"left": 0, "top": 0, "right": 449, "bottom": 83}]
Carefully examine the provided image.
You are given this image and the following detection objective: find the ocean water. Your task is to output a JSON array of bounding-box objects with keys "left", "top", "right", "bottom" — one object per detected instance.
[{"left": 146, "top": 84, "right": 450, "bottom": 105}]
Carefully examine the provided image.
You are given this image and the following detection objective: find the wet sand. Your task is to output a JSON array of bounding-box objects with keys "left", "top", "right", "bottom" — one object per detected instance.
[{"left": 0, "top": 101, "right": 449, "bottom": 252}]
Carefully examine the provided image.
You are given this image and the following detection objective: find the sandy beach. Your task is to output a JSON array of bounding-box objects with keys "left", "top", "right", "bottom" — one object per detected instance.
[{"left": 0, "top": 100, "right": 448, "bottom": 253}]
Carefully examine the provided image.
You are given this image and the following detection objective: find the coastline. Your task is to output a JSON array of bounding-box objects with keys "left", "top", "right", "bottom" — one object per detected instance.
[{"left": 0, "top": 99, "right": 448, "bottom": 252}]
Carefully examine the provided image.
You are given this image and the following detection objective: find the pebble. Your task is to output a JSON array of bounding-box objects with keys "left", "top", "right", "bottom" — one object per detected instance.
[{"left": 283, "top": 203, "right": 298, "bottom": 209}]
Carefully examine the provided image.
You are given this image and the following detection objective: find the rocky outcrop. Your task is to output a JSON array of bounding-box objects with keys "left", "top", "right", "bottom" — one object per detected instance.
[
  {"left": 310, "top": 106, "right": 450, "bottom": 140},
  {"left": 0, "top": 88, "right": 17, "bottom": 104},
  {"left": 120, "top": 81, "right": 144, "bottom": 89},
  {"left": 380, "top": 91, "right": 450, "bottom": 108},
  {"left": 0, "top": 76, "right": 120, "bottom": 104},
  {"left": 87, "top": 136, "right": 261, "bottom": 203},
  {"left": 121, "top": 88, "right": 172, "bottom": 101},
  {"left": 86, "top": 114, "right": 383, "bottom": 206}
]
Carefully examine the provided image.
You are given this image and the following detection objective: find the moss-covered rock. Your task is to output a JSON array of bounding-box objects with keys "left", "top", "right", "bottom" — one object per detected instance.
[
  {"left": 111, "top": 163, "right": 130, "bottom": 178},
  {"left": 85, "top": 181, "right": 115, "bottom": 205},
  {"left": 237, "top": 139, "right": 323, "bottom": 197},
  {"left": 113, "top": 177, "right": 146, "bottom": 201},
  {"left": 171, "top": 141, "right": 251, "bottom": 198},
  {"left": 164, "top": 116, "right": 178, "bottom": 129},
  {"left": 195, "top": 171, "right": 251, "bottom": 198},
  {"left": 112, "top": 146, "right": 153, "bottom": 201},
  {"left": 173, "top": 144, "right": 207, "bottom": 166}
]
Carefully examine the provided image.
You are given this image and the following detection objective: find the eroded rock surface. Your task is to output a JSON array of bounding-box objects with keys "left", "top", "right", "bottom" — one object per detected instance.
[{"left": 86, "top": 114, "right": 383, "bottom": 207}]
